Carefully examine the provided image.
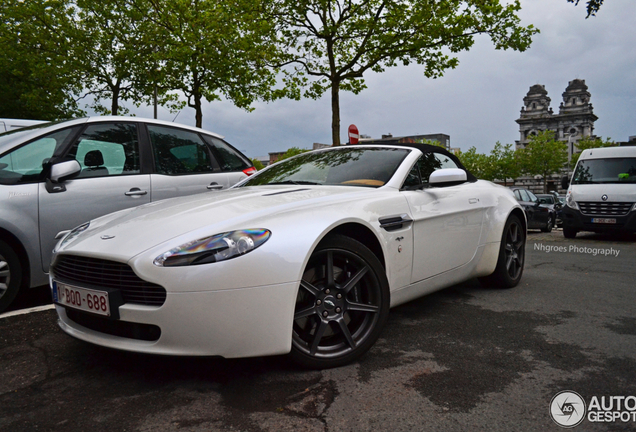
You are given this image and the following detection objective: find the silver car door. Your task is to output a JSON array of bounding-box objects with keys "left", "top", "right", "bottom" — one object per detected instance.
[
  {"left": 146, "top": 124, "right": 230, "bottom": 201},
  {"left": 38, "top": 122, "right": 150, "bottom": 271},
  {"left": 402, "top": 152, "right": 484, "bottom": 283}
]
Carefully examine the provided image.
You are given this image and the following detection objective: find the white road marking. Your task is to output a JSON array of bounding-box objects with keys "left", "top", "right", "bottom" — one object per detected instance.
[{"left": 0, "top": 304, "right": 55, "bottom": 319}]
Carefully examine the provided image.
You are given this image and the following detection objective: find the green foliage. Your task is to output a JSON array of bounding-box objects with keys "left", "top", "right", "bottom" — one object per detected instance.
[
  {"left": 489, "top": 142, "right": 522, "bottom": 185},
  {"left": 276, "top": 147, "right": 310, "bottom": 162},
  {"left": 571, "top": 136, "right": 616, "bottom": 165},
  {"left": 458, "top": 147, "right": 493, "bottom": 180},
  {"left": 274, "top": 0, "right": 539, "bottom": 144},
  {"left": 251, "top": 158, "right": 265, "bottom": 171},
  {"left": 0, "top": 0, "right": 84, "bottom": 119},
  {"left": 518, "top": 130, "right": 568, "bottom": 193},
  {"left": 567, "top": 0, "right": 604, "bottom": 18}
]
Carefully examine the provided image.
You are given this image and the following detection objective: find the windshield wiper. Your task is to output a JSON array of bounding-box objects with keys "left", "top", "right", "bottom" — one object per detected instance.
[{"left": 268, "top": 180, "right": 321, "bottom": 185}]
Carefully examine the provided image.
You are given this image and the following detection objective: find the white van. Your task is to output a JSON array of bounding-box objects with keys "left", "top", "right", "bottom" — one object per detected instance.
[
  {"left": 561, "top": 146, "right": 636, "bottom": 238},
  {"left": 0, "top": 118, "right": 47, "bottom": 133}
]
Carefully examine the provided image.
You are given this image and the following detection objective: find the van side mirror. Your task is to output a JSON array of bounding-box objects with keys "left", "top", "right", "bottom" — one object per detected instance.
[
  {"left": 46, "top": 160, "right": 81, "bottom": 193},
  {"left": 50, "top": 160, "right": 81, "bottom": 182},
  {"left": 561, "top": 175, "right": 570, "bottom": 189}
]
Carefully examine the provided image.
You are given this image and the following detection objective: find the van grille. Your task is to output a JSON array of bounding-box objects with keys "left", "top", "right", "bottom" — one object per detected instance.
[
  {"left": 52, "top": 255, "right": 166, "bottom": 306},
  {"left": 578, "top": 202, "right": 634, "bottom": 217}
]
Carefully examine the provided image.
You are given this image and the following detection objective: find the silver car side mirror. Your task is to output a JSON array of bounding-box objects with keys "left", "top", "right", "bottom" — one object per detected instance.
[{"left": 50, "top": 160, "right": 81, "bottom": 183}]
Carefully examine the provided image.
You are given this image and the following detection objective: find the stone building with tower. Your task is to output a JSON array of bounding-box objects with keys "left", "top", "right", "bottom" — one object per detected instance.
[{"left": 515, "top": 79, "right": 598, "bottom": 163}]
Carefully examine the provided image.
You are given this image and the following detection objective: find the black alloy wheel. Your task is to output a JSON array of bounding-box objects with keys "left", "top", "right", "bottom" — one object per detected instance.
[
  {"left": 0, "top": 240, "right": 22, "bottom": 313},
  {"left": 290, "top": 235, "right": 389, "bottom": 369},
  {"left": 479, "top": 214, "right": 526, "bottom": 289}
]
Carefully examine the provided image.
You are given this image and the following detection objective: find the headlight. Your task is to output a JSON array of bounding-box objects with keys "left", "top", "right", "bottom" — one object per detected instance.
[
  {"left": 565, "top": 191, "right": 579, "bottom": 211},
  {"left": 55, "top": 222, "right": 90, "bottom": 251},
  {"left": 153, "top": 229, "right": 271, "bottom": 267}
]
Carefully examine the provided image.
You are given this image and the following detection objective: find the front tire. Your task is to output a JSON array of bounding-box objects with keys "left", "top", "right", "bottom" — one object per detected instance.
[
  {"left": 563, "top": 228, "right": 577, "bottom": 239},
  {"left": 0, "top": 240, "right": 23, "bottom": 313},
  {"left": 541, "top": 215, "right": 554, "bottom": 233},
  {"left": 290, "top": 235, "right": 389, "bottom": 369},
  {"left": 479, "top": 214, "right": 525, "bottom": 289}
]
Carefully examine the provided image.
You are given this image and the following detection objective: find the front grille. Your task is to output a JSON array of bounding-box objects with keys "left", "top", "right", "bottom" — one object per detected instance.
[
  {"left": 52, "top": 255, "right": 166, "bottom": 307},
  {"left": 66, "top": 309, "right": 161, "bottom": 341},
  {"left": 579, "top": 202, "right": 634, "bottom": 217}
]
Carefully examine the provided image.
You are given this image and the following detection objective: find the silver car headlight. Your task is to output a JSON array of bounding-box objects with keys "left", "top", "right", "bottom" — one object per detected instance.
[
  {"left": 55, "top": 222, "right": 90, "bottom": 251},
  {"left": 565, "top": 191, "right": 579, "bottom": 211},
  {"left": 153, "top": 229, "right": 271, "bottom": 267}
]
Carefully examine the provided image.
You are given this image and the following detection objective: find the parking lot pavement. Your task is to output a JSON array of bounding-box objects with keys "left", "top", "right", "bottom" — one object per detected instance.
[{"left": 1, "top": 232, "right": 635, "bottom": 431}]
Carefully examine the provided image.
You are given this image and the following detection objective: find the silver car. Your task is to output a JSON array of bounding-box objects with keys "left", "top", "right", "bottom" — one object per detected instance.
[{"left": 0, "top": 116, "right": 254, "bottom": 312}]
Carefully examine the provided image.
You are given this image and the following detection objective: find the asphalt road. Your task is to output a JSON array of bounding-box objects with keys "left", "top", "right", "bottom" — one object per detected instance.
[{"left": 1, "top": 229, "right": 635, "bottom": 431}]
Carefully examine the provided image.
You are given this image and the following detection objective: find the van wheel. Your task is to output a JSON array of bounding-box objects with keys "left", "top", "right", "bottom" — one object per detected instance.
[
  {"left": 0, "top": 240, "right": 22, "bottom": 313},
  {"left": 563, "top": 228, "right": 577, "bottom": 239}
]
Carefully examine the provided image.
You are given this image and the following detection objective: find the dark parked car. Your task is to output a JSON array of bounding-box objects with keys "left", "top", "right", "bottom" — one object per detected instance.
[
  {"left": 536, "top": 193, "right": 563, "bottom": 227},
  {"left": 510, "top": 187, "right": 556, "bottom": 232}
]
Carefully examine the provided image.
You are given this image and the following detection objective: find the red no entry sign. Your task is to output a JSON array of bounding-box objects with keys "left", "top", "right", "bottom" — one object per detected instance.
[{"left": 348, "top": 124, "right": 359, "bottom": 145}]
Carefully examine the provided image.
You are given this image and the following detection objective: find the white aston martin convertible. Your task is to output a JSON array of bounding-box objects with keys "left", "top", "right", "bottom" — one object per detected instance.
[{"left": 50, "top": 143, "right": 526, "bottom": 368}]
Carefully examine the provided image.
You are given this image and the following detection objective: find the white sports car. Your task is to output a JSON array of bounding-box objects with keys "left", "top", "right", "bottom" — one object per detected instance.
[{"left": 50, "top": 143, "right": 526, "bottom": 368}]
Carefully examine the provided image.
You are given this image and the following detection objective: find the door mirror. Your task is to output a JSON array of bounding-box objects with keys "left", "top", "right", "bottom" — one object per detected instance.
[
  {"left": 429, "top": 168, "right": 467, "bottom": 187},
  {"left": 561, "top": 175, "right": 571, "bottom": 189},
  {"left": 50, "top": 160, "right": 81, "bottom": 182}
]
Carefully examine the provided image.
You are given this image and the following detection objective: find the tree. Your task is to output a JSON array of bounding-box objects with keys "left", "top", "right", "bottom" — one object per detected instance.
[
  {"left": 72, "top": 0, "right": 181, "bottom": 116},
  {"left": 571, "top": 136, "right": 616, "bottom": 166},
  {"left": 251, "top": 158, "right": 266, "bottom": 170},
  {"left": 489, "top": 142, "right": 521, "bottom": 186},
  {"left": 567, "top": 0, "right": 604, "bottom": 18},
  {"left": 135, "top": 0, "right": 291, "bottom": 128},
  {"left": 274, "top": 0, "right": 538, "bottom": 145},
  {"left": 458, "top": 147, "right": 492, "bottom": 180},
  {"left": 519, "top": 130, "right": 567, "bottom": 193},
  {"left": 0, "top": 0, "right": 83, "bottom": 119}
]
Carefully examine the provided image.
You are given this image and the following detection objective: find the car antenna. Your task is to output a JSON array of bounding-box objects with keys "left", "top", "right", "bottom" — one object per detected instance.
[{"left": 172, "top": 111, "right": 181, "bottom": 122}]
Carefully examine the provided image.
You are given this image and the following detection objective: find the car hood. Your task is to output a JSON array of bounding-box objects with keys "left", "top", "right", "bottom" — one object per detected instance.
[
  {"left": 570, "top": 183, "right": 636, "bottom": 202},
  {"left": 58, "top": 185, "right": 382, "bottom": 258}
]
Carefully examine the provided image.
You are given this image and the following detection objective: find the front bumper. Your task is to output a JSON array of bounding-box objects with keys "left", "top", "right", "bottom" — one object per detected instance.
[
  {"left": 562, "top": 205, "right": 636, "bottom": 233},
  {"left": 54, "top": 281, "right": 298, "bottom": 358}
]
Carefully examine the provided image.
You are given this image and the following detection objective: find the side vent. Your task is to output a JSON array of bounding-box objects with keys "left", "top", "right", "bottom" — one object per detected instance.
[{"left": 379, "top": 214, "right": 413, "bottom": 231}]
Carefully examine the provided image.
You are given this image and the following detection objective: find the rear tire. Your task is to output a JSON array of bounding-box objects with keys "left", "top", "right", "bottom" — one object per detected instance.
[
  {"left": 0, "top": 240, "right": 23, "bottom": 313},
  {"left": 479, "top": 214, "right": 525, "bottom": 289},
  {"left": 290, "top": 235, "right": 389, "bottom": 369},
  {"left": 563, "top": 228, "right": 577, "bottom": 239}
]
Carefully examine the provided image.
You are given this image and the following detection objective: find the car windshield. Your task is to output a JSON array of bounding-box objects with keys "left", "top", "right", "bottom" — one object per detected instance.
[
  {"left": 240, "top": 147, "right": 410, "bottom": 188},
  {"left": 572, "top": 158, "right": 636, "bottom": 184},
  {"left": 0, "top": 121, "right": 58, "bottom": 146}
]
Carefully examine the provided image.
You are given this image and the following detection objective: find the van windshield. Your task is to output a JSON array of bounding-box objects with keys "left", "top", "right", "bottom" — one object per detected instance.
[{"left": 572, "top": 158, "right": 636, "bottom": 184}]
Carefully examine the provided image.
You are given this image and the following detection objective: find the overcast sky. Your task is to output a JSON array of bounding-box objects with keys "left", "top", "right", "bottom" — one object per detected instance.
[{"left": 126, "top": 0, "right": 636, "bottom": 159}]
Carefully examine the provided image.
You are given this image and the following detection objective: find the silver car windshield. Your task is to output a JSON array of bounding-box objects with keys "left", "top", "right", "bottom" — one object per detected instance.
[
  {"left": 572, "top": 158, "right": 636, "bottom": 184},
  {"left": 0, "top": 121, "right": 57, "bottom": 146},
  {"left": 241, "top": 147, "right": 410, "bottom": 188}
]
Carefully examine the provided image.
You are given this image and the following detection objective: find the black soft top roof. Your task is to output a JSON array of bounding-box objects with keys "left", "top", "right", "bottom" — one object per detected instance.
[{"left": 355, "top": 142, "right": 477, "bottom": 182}]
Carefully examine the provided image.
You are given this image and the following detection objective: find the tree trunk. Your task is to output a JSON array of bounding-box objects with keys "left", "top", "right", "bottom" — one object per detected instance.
[
  {"left": 194, "top": 92, "right": 203, "bottom": 128},
  {"left": 111, "top": 84, "right": 120, "bottom": 115},
  {"left": 331, "top": 81, "right": 340, "bottom": 146}
]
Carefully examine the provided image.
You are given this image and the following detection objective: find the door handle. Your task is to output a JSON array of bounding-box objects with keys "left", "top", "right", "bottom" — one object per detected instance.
[
  {"left": 207, "top": 183, "right": 223, "bottom": 190},
  {"left": 125, "top": 188, "right": 148, "bottom": 197}
]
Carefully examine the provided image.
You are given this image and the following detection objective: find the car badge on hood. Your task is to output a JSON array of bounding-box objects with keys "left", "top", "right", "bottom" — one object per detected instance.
[{"left": 100, "top": 234, "right": 116, "bottom": 240}]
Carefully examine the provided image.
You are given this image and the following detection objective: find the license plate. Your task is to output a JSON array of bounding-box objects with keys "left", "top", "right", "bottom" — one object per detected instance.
[
  {"left": 53, "top": 281, "right": 110, "bottom": 317},
  {"left": 591, "top": 218, "right": 617, "bottom": 224}
]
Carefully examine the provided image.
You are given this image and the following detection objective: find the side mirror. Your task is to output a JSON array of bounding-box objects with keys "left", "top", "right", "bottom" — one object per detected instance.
[
  {"left": 46, "top": 160, "right": 81, "bottom": 193},
  {"left": 429, "top": 168, "right": 468, "bottom": 187},
  {"left": 50, "top": 160, "right": 81, "bottom": 183},
  {"left": 561, "top": 175, "right": 571, "bottom": 189}
]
